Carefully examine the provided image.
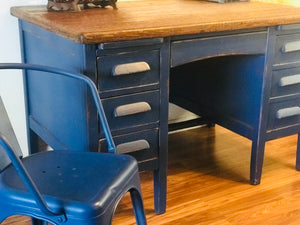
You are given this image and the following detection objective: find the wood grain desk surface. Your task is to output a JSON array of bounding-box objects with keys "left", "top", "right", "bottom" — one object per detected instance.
[{"left": 11, "top": 0, "right": 300, "bottom": 44}]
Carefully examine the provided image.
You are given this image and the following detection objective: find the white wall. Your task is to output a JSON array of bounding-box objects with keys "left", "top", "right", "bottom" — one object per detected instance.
[{"left": 0, "top": 0, "right": 46, "bottom": 155}]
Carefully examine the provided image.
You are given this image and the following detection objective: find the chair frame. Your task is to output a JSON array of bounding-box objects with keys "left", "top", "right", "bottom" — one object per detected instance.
[{"left": 0, "top": 63, "right": 147, "bottom": 225}]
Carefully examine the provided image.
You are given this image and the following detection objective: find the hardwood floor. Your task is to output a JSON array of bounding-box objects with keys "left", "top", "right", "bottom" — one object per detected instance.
[{"left": 3, "top": 125, "right": 300, "bottom": 224}]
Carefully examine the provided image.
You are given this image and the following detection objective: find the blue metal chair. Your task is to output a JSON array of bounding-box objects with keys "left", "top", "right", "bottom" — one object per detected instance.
[{"left": 0, "top": 63, "right": 147, "bottom": 225}]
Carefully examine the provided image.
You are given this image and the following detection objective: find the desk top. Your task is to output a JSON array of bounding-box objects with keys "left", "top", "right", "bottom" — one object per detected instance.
[{"left": 11, "top": 0, "right": 300, "bottom": 44}]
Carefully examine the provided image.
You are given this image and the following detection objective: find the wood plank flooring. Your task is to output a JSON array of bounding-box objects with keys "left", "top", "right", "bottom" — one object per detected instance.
[{"left": 2, "top": 125, "right": 300, "bottom": 224}]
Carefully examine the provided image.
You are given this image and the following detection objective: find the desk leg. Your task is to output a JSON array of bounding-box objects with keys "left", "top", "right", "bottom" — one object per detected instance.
[
  {"left": 153, "top": 120, "right": 168, "bottom": 214},
  {"left": 250, "top": 138, "right": 266, "bottom": 185},
  {"left": 153, "top": 168, "right": 167, "bottom": 214},
  {"left": 295, "top": 134, "right": 300, "bottom": 171}
]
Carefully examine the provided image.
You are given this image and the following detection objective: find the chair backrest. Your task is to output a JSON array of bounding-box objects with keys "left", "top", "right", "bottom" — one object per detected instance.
[
  {"left": 0, "top": 96, "right": 22, "bottom": 172},
  {"left": 0, "top": 63, "right": 116, "bottom": 154},
  {"left": 0, "top": 63, "right": 117, "bottom": 222}
]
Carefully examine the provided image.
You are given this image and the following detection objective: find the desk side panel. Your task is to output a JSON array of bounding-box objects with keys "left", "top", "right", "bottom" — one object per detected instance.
[{"left": 19, "top": 20, "right": 99, "bottom": 152}]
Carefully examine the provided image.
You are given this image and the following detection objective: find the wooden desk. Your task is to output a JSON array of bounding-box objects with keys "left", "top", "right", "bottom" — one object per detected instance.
[{"left": 11, "top": 0, "right": 300, "bottom": 214}]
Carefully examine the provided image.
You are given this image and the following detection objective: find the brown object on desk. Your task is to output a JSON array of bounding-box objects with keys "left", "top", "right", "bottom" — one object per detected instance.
[
  {"left": 47, "top": 0, "right": 117, "bottom": 12},
  {"left": 11, "top": 0, "right": 300, "bottom": 44},
  {"left": 208, "top": 0, "right": 249, "bottom": 3}
]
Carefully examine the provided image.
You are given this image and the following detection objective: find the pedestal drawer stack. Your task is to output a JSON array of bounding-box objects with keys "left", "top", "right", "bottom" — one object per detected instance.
[
  {"left": 267, "top": 24, "right": 300, "bottom": 138},
  {"left": 96, "top": 38, "right": 164, "bottom": 171}
]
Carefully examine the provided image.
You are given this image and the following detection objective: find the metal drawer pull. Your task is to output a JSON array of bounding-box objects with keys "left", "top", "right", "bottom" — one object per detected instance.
[
  {"left": 276, "top": 106, "right": 300, "bottom": 119},
  {"left": 279, "top": 74, "right": 300, "bottom": 87},
  {"left": 116, "top": 139, "right": 150, "bottom": 154},
  {"left": 277, "top": 24, "right": 300, "bottom": 31},
  {"left": 114, "top": 102, "right": 151, "bottom": 117},
  {"left": 282, "top": 41, "right": 300, "bottom": 53},
  {"left": 112, "top": 61, "right": 150, "bottom": 76}
]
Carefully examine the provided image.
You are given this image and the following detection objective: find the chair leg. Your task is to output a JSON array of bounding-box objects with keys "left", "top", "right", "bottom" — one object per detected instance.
[
  {"left": 130, "top": 189, "right": 147, "bottom": 225},
  {"left": 296, "top": 134, "right": 300, "bottom": 171},
  {"left": 249, "top": 138, "right": 266, "bottom": 185}
]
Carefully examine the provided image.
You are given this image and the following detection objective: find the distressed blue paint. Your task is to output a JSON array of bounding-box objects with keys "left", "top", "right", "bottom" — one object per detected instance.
[{"left": 16, "top": 16, "right": 300, "bottom": 214}]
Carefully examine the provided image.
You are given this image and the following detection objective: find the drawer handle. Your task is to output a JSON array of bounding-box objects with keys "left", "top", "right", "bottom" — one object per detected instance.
[
  {"left": 114, "top": 102, "right": 151, "bottom": 117},
  {"left": 276, "top": 106, "right": 300, "bottom": 119},
  {"left": 116, "top": 139, "right": 150, "bottom": 154},
  {"left": 279, "top": 74, "right": 300, "bottom": 87},
  {"left": 112, "top": 61, "right": 150, "bottom": 76},
  {"left": 282, "top": 41, "right": 300, "bottom": 53},
  {"left": 277, "top": 24, "right": 300, "bottom": 31}
]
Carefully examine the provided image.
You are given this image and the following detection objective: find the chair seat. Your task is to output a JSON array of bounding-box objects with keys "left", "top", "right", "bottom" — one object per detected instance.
[{"left": 0, "top": 151, "right": 138, "bottom": 219}]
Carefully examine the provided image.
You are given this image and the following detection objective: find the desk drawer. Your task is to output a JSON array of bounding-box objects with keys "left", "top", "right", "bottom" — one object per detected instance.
[
  {"left": 171, "top": 31, "right": 267, "bottom": 67},
  {"left": 97, "top": 49, "right": 160, "bottom": 96},
  {"left": 274, "top": 33, "right": 300, "bottom": 65},
  {"left": 271, "top": 67, "right": 300, "bottom": 98},
  {"left": 99, "top": 128, "right": 159, "bottom": 163},
  {"left": 101, "top": 90, "right": 160, "bottom": 132},
  {"left": 267, "top": 98, "right": 300, "bottom": 131}
]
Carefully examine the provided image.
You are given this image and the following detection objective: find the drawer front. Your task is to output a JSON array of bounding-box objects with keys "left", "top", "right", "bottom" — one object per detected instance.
[
  {"left": 97, "top": 49, "right": 160, "bottom": 95},
  {"left": 99, "top": 128, "right": 159, "bottom": 163},
  {"left": 274, "top": 33, "right": 300, "bottom": 65},
  {"left": 271, "top": 67, "right": 300, "bottom": 98},
  {"left": 267, "top": 98, "right": 300, "bottom": 131},
  {"left": 171, "top": 31, "right": 267, "bottom": 67},
  {"left": 101, "top": 90, "right": 160, "bottom": 132}
]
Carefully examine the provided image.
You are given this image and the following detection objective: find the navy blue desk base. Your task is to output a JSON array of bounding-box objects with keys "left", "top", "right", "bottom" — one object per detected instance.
[{"left": 18, "top": 20, "right": 300, "bottom": 214}]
